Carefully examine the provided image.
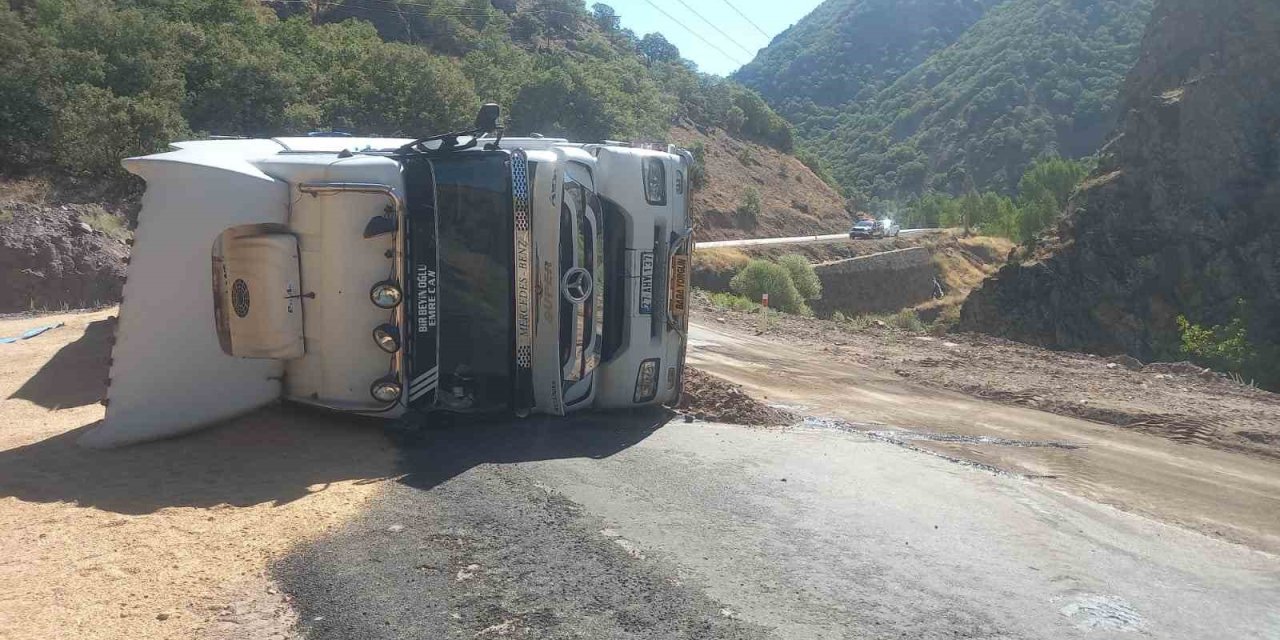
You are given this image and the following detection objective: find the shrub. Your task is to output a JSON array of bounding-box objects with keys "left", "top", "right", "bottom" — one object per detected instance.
[
  {"left": 1177, "top": 300, "right": 1280, "bottom": 388},
  {"left": 708, "top": 291, "right": 758, "bottom": 312},
  {"left": 845, "top": 314, "right": 879, "bottom": 330},
  {"left": 739, "top": 187, "right": 762, "bottom": 219},
  {"left": 729, "top": 259, "right": 808, "bottom": 315},
  {"left": 777, "top": 254, "right": 821, "bottom": 301},
  {"left": 844, "top": 310, "right": 925, "bottom": 332},
  {"left": 892, "top": 309, "right": 925, "bottom": 332},
  {"left": 687, "top": 141, "right": 707, "bottom": 189}
]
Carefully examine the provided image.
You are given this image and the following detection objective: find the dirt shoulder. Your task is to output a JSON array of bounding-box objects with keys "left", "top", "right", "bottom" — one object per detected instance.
[
  {"left": 677, "top": 367, "right": 797, "bottom": 426},
  {"left": 0, "top": 309, "right": 399, "bottom": 639},
  {"left": 687, "top": 313, "right": 1280, "bottom": 554},
  {"left": 695, "top": 301, "right": 1280, "bottom": 461}
]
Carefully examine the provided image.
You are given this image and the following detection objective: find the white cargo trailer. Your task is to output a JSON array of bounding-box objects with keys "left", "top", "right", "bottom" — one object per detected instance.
[{"left": 82, "top": 107, "right": 692, "bottom": 447}]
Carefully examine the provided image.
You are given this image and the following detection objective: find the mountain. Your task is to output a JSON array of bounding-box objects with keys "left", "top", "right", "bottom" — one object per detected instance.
[
  {"left": 736, "top": 0, "right": 1154, "bottom": 203},
  {"left": 734, "top": 0, "right": 1004, "bottom": 136},
  {"left": 960, "top": 0, "right": 1280, "bottom": 387}
]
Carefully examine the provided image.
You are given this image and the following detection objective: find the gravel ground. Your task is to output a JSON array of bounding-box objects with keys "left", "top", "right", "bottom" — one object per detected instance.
[
  {"left": 677, "top": 368, "right": 798, "bottom": 426},
  {"left": 0, "top": 309, "right": 398, "bottom": 640}
]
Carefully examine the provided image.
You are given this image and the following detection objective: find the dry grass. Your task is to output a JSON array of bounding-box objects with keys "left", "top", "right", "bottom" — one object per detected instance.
[
  {"left": 914, "top": 235, "right": 1013, "bottom": 331},
  {"left": 930, "top": 235, "right": 1013, "bottom": 294},
  {"left": 693, "top": 247, "right": 750, "bottom": 273},
  {"left": 0, "top": 177, "right": 54, "bottom": 204},
  {"left": 957, "top": 235, "right": 1014, "bottom": 261},
  {"left": 80, "top": 207, "right": 130, "bottom": 242}
]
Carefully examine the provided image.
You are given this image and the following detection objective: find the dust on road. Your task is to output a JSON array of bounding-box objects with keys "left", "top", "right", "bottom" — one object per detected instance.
[
  {"left": 689, "top": 317, "right": 1280, "bottom": 555},
  {"left": 0, "top": 309, "right": 399, "bottom": 640}
]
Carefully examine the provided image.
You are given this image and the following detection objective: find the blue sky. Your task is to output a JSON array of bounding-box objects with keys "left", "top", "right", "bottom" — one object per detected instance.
[{"left": 599, "top": 0, "right": 827, "bottom": 76}]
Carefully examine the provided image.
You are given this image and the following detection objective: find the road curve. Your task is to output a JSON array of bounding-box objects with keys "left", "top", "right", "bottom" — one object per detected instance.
[{"left": 275, "top": 324, "right": 1280, "bottom": 639}]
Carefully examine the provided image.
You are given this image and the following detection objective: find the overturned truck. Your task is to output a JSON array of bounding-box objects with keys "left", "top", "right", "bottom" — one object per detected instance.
[{"left": 83, "top": 106, "right": 692, "bottom": 447}]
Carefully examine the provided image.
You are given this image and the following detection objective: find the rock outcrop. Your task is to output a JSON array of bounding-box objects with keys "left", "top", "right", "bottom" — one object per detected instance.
[
  {"left": 0, "top": 201, "right": 129, "bottom": 311},
  {"left": 961, "top": 0, "right": 1280, "bottom": 361}
]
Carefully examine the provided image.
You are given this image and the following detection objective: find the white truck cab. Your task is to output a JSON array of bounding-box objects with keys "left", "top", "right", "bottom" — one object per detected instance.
[{"left": 83, "top": 106, "right": 692, "bottom": 447}]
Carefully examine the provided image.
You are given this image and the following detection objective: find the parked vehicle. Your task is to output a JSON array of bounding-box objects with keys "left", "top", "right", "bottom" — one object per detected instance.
[
  {"left": 83, "top": 105, "right": 693, "bottom": 447},
  {"left": 849, "top": 218, "right": 900, "bottom": 239}
]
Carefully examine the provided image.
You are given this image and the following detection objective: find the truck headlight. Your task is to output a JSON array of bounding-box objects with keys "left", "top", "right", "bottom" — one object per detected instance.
[
  {"left": 370, "top": 377, "right": 403, "bottom": 403},
  {"left": 642, "top": 158, "right": 667, "bottom": 206},
  {"left": 370, "top": 281, "right": 402, "bottom": 309},
  {"left": 634, "top": 358, "right": 660, "bottom": 403},
  {"left": 372, "top": 323, "right": 401, "bottom": 353}
]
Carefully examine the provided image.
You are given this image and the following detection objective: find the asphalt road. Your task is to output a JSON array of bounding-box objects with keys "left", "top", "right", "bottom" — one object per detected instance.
[
  {"left": 277, "top": 410, "right": 1280, "bottom": 639},
  {"left": 694, "top": 228, "right": 935, "bottom": 250}
]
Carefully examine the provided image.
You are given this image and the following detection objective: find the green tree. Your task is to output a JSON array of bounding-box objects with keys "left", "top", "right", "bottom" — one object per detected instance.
[
  {"left": 591, "top": 3, "right": 618, "bottom": 30},
  {"left": 906, "top": 193, "right": 960, "bottom": 229},
  {"left": 724, "top": 105, "right": 746, "bottom": 133},
  {"left": 638, "top": 32, "right": 679, "bottom": 64},
  {"left": 1018, "top": 157, "right": 1089, "bottom": 210},
  {"left": 1017, "top": 188, "right": 1060, "bottom": 243},
  {"left": 52, "top": 84, "right": 189, "bottom": 178}
]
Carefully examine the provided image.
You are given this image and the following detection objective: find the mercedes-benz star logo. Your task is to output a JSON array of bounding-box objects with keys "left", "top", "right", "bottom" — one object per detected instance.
[{"left": 561, "top": 267, "right": 593, "bottom": 304}]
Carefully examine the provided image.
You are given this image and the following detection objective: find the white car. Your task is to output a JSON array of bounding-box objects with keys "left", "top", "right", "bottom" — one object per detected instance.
[
  {"left": 84, "top": 105, "right": 693, "bottom": 447},
  {"left": 849, "top": 218, "right": 900, "bottom": 239}
]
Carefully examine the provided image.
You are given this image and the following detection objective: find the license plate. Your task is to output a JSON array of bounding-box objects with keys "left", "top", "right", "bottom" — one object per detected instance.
[
  {"left": 638, "top": 251, "right": 654, "bottom": 315},
  {"left": 669, "top": 254, "right": 689, "bottom": 322}
]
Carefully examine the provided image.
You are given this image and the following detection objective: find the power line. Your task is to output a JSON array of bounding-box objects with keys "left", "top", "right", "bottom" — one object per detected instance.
[
  {"left": 666, "top": 0, "right": 758, "bottom": 57},
  {"left": 717, "top": 0, "right": 770, "bottom": 39},
  {"left": 638, "top": 0, "right": 746, "bottom": 66}
]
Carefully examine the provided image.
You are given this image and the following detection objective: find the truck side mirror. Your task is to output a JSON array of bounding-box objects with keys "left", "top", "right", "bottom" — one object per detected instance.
[{"left": 475, "top": 103, "right": 501, "bottom": 133}]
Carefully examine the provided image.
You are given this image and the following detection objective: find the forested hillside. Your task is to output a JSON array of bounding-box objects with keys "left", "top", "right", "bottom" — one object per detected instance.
[
  {"left": 0, "top": 0, "right": 792, "bottom": 185},
  {"left": 733, "top": 0, "right": 1003, "bottom": 137},
  {"left": 736, "top": 0, "right": 1153, "bottom": 205}
]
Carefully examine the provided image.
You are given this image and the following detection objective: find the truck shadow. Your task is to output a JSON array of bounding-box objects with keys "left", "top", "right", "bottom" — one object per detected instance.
[
  {"left": 8, "top": 319, "right": 112, "bottom": 409},
  {"left": 394, "top": 409, "right": 672, "bottom": 492},
  {"left": 0, "top": 403, "right": 670, "bottom": 516}
]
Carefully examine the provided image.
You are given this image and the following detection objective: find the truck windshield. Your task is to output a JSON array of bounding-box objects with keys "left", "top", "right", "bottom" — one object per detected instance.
[
  {"left": 432, "top": 152, "right": 515, "bottom": 412},
  {"left": 558, "top": 173, "right": 604, "bottom": 390}
]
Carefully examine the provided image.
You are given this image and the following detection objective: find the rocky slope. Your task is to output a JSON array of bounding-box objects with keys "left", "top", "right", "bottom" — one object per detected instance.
[
  {"left": 669, "top": 125, "right": 852, "bottom": 241},
  {"left": 0, "top": 199, "right": 128, "bottom": 312},
  {"left": 961, "top": 0, "right": 1280, "bottom": 366}
]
